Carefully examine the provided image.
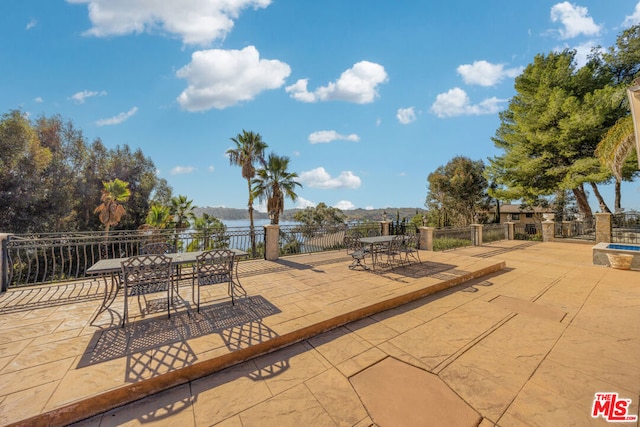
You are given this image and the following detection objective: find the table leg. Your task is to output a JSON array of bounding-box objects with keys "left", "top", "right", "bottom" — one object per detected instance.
[{"left": 92, "top": 272, "right": 121, "bottom": 324}]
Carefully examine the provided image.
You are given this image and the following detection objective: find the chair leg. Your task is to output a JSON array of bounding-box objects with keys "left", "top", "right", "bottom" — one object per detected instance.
[{"left": 122, "top": 282, "right": 128, "bottom": 328}]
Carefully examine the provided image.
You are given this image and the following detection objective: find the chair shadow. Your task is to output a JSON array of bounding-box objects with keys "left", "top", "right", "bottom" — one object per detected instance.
[{"left": 78, "top": 295, "right": 282, "bottom": 384}]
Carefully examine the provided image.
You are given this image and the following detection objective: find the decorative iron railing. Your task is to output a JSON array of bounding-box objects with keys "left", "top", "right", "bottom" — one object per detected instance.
[
  {"left": 344, "top": 222, "right": 382, "bottom": 237},
  {"left": 514, "top": 222, "right": 542, "bottom": 241},
  {"left": 483, "top": 224, "right": 509, "bottom": 243},
  {"left": 612, "top": 212, "right": 640, "bottom": 244},
  {"left": 432, "top": 227, "right": 474, "bottom": 250},
  {"left": 553, "top": 217, "right": 595, "bottom": 240},
  {"left": 278, "top": 224, "right": 348, "bottom": 255},
  {"left": 3, "top": 227, "right": 263, "bottom": 289}
]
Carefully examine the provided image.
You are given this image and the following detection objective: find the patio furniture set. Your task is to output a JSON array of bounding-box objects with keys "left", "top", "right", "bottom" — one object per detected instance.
[
  {"left": 344, "top": 233, "right": 421, "bottom": 271},
  {"left": 87, "top": 244, "right": 248, "bottom": 327}
]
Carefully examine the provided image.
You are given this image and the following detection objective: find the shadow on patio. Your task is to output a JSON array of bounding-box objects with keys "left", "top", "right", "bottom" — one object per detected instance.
[{"left": 79, "top": 295, "right": 281, "bottom": 374}]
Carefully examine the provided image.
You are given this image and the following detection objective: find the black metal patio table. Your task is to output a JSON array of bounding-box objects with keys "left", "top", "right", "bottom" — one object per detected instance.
[
  {"left": 359, "top": 235, "right": 399, "bottom": 270},
  {"left": 87, "top": 249, "right": 248, "bottom": 323}
]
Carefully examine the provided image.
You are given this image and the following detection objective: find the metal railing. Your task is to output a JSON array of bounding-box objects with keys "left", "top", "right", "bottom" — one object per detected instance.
[
  {"left": 432, "top": 226, "right": 474, "bottom": 250},
  {"left": 483, "top": 224, "right": 508, "bottom": 243},
  {"left": 278, "top": 224, "right": 347, "bottom": 255},
  {"left": 612, "top": 212, "right": 640, "bottom": 244},
  {"left": 553, "top": 217, "right": 595, "bottom": 240},
  {"left": 3, "top": 227, "right": 264, "bottom": 289},
  {"left": 514, "top": 222, "right": 542, "bottom": 241}
]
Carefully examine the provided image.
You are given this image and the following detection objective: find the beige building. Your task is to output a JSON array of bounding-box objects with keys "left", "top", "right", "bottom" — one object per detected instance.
[{"left": 488, "top": 203, "right": 554, "bottom": 224}]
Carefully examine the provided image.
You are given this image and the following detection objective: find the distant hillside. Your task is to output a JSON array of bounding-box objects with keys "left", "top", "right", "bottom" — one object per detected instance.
[{"left": 194, "top": 206, "right": 426, "bottom": 222}]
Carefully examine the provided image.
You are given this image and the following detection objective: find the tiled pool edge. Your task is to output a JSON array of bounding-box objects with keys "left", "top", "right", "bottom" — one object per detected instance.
[{"left": 592, "top": 242, "right": 640, "bottom": 270}]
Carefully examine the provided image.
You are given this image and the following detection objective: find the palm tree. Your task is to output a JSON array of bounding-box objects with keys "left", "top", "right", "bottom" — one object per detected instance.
[
  {"left": 189, "top": 213, "right": 226, "bottom": 251},
  {"left": 227, "top": 130, "right": 268, "bottom": 256},
  {"left": 595, "top": 115, "right": 637, "bottom": 211},
  {"left": 252, "top": 153, "right": 302, "bottom": 225},
  {"left": 94, "top": 178, "right": 131, "bottom": 234},
  {"left": 169, "top": 195, "right": 194, "bottom": 251},
  {"left": 170, "top": 195, "right": 194, "bottom": 230},
  {"left": 145, "top": 204, "right": 172, "bottom": 229}
]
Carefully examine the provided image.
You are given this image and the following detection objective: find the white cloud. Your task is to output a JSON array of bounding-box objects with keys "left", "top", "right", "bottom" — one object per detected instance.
[
  {"left": 456, "top": 61, "right": 523, "bottom": 86},
  {"left": 335, "top": 200, "right": 356, "bottom": 210},
  {"left": 623, "top": 2, "right": 640, "bottom": 27},
  {"left": 299, "top": 167, "right": 361, "bottom": 189},
  {"left": 34, "top": 97, "right": 43, "bottom": 103},
  {"left": 170, "top": 166, "right": 196, "bottom": 175},
  {"left": 95, "top": 106, "right": 138, "bottom": 126},
  {"left": 286, "top": 61, "right": 388, "bottom": 104},
  {"left": 308, "top": 130, "right": 360, "bottom": 144},
  {"left": 573, "top": 40, "right": 598, "bottom": 68},
  {"left": 550, "top": 2, "right": 601, "bottom": 39},
  {"left": 176, "top": 46, "right": 290, "bottom": 111},
  {"left": 70, "top": 90, "right": 107, "bottom": 104},
  {"left": 26, "top": 19, "right": 37, "bottom": 30},
  {"left": 365, "top": 206, "right": 374, "bottom": 210},
  {"left": 430, "top": 88, "right": 505, "bottom": 118},
  {"left": 208, "top": 165, "right": 215, "bottom": 172},
  {"left": 67, "top": 0, "right": 271, "bottom": 46},
  {"left": 396, "top": 107, "right": 416, "bottom": 124},
  {"left": 295, "top": 197, "right": 316, "bottom": 209},
  {"left": 285, "top": 79, "right": 316, "bottom": 103}
]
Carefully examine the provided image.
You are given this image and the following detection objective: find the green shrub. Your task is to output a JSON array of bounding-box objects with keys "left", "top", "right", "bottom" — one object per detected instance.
[
  {"left": 433, "top": 237, "right": 472, "bottom": 251},
  {"left": 514, "top": 233, "right": 542, "bottom": 241}
]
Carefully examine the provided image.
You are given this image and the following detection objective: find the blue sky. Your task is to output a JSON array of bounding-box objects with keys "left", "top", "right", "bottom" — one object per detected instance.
[{"left": 2, "top": 1, "right": 640, "bottom": 213}]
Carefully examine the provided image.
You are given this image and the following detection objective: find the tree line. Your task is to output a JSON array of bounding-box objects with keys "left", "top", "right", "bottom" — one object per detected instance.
[
  {"left": 0, "top": 111, "right": 172, "bottom": 233},
  {"left": 426, "top": 25, "right": 640, "bottom": 226}
]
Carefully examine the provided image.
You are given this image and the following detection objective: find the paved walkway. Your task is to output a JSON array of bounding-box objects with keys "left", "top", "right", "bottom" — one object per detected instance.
[{"left": 1, "top": 241, "right": 639, "bottom": 426}]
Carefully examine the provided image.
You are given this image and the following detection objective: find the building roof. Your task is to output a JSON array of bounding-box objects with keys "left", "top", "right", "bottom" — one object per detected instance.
[{"left": 499, "top": 204, "right": 554, "bottom": 214}]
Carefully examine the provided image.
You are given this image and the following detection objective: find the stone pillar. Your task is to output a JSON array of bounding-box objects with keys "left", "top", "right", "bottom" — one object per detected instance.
[
  {"left": 381, "top": 221, "right": 391, "bottom": 236},
  {"left": 419, "top": 227, "right": 433, "bottom": 251},
  {"left": 264, "top": 225, "right": 280, "bottom": 261},
  {"left": 505, "top": 222, "right": 515, "bottom": 240},
  {"left": 542, "top": 220, "right": 555, "bottom": 242},
  {"left": 0, "top": 233, "right": 11, "bottom": 293},
  {"left": 471, "top": 224, "right": 483, "bottom": 246},
  {"left": 595, "top": 213, "right": 612, "bottom": 243}
]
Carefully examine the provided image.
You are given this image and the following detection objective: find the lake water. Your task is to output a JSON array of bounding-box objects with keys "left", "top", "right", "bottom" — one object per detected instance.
[{"left": 222, "top": 219, "right": 299, "bottom": 228}]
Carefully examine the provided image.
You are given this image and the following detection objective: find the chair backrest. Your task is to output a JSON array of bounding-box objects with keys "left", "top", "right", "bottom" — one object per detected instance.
[
  {"left": 404, "top": 233, "right": 418, "bottom": 249},
  {"left": 121, "top": 254, "right": 173, "bottom": 290},
  {"left": 344, "top": 235, "right": 363, "bottom": 253},
  {"left": 139, "top": 242, "right": 176, "bottom": 255},
  {"left": 195, "top": 250, "right": 235, "bottom": 285},
  {"left": 389, "top": 235, "right": 404, "bottom": 251}
]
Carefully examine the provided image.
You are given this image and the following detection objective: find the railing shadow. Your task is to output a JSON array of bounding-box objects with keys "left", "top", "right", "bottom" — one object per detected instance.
[
  {"left": 370, "top": 261, "right": 462, "bottom": 281},
  {"left": 78, "top": 295, "right": 281, "bottom": 384},
  {"left": 0, "top": 279, "right": 103, "bottom": 314}
]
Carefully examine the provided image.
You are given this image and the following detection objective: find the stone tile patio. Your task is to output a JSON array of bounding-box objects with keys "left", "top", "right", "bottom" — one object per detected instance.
[{"left": 1, "top": 241, "right": 639, "bottom": 426}]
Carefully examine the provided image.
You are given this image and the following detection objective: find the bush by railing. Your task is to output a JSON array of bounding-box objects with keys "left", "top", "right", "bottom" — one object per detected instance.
[
  {"left": 483, "top": 224, "right": 508, "bottom": 243},
  {"left": 514, "top": 222, "right": 542, "bottom": 241},
  {"left": 3, "top": 227, "right": 264, "bottom": 288},
  {"left": 433, "top": 227, "right": 473, "bottom": 251}
]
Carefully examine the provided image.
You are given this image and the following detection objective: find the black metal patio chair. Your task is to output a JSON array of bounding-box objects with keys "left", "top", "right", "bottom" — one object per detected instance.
[
  {"left": 344, "top": 235, "right": 368, "bottom": 270},
  {"left": 120, "top": 254, "right": 174, "bottom": 326},
  {"left": 192, "top": 249, "right": 236, "bottom": 312}
]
